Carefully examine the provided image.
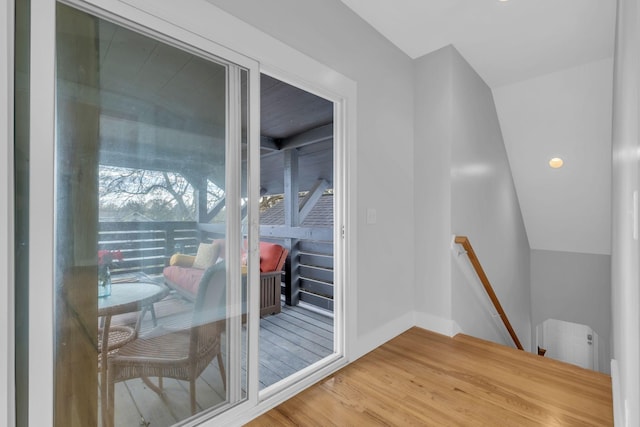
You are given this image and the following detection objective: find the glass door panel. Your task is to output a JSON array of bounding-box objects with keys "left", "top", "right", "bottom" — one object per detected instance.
[{"left": 53, "top": 3, "right": 250, "bottom": 425}]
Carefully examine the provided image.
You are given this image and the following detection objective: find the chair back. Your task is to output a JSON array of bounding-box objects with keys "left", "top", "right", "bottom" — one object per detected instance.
[
  {"left": 258, "top": 242, "right": 288, "bottom": 272},
  {"left": 189, "top": 262, "right": 226, "bottom": 374}
]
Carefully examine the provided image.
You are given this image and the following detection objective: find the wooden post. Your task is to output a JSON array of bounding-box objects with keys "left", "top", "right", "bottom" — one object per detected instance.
[
  {"left": 165, "top": 223, "right": 176, "bottom": 265},
  {"left": 283, "top": 150, "right": 300, "bottom": 305},
  {"left": 195, "top": 176, "right": 208, "bottom": 224},
  {"left": 284, "top": 149, "right": 299, "bottom": 227},
  {"left": 55, "top": 5, "right": 100, "bottom": 425},
  {"left": 284, "top": 238, "right": 300, "bottom": 306},
  {"left": 14, "top": 0, "right": 31, "bottom": 422},
  {"left": 201, "top": 196, "right": 225, "bottom": 224},
  {"left": 299, "top": 179, "right": 329, "bottom": 224}
]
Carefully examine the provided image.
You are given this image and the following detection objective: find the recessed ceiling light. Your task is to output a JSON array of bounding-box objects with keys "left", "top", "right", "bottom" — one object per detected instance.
[{"left": 549, "top": 157, "right": 564, "bottom": 169}]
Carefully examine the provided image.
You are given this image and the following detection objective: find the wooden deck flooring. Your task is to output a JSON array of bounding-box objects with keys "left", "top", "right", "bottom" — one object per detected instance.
[
  {"left": 247, "top": 327, "right": 613, "bottom": 427},
  {"left": 258, "top": 303, "right": 334, "bottom": 388},
  {"left": 107, "top": 295, "right": 334, "bottom": 426}
]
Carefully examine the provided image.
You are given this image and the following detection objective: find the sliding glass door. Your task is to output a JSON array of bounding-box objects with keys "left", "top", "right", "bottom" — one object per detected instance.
[
  {"left": 27, "top": 2, "right": 259, "bottom": 425},
  {"left": 20, "top": 0, "right": 354, "bottom": 425}
]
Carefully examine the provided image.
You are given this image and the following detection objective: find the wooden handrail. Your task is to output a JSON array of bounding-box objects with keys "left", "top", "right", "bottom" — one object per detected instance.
[{"left": 454, "top": 236, "right": 524, "bottom": 351}]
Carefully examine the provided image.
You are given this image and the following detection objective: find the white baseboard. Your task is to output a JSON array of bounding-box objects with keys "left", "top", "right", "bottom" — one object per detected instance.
[
  {"left": 351, "top": 311, "right": 415, "bottom": 360},
  {"left": 611, "top": 359, "right": 625, "bottom": 427},
  {"left": 414, "top": 311, "right": 463, "bottom": 337}
]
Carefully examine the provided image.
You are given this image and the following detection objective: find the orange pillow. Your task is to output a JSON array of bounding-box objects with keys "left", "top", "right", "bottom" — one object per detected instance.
[{"left": 259, "top": 242, "right": 286, "bottom": 273}]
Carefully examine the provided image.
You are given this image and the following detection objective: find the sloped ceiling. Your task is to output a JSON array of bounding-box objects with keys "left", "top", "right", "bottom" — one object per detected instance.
[
  {"left": 493, "top": 59, "right": 613, "bottom": 255},
  {"left": 341, "top": 0, "right": 616, "bottom": 255},
  {"left": 339, "top": 0, "right": 615, "bottom": 88}
]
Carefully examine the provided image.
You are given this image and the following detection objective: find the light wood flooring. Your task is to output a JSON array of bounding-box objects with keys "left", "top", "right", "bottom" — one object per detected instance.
[
  {"left": 107, "top": 295, "right": 334, "bottom": 426},
  {"left": 247, "top": 327, "right": 613, "bottom": 427}
]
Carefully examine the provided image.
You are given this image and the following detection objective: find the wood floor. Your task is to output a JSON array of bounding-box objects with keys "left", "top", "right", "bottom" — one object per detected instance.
[
  {"left": 107, "top": 295, "right": 334, "bottom": 426},
  {"left": 247, "top": 327, "right": 613, "bottom": 427}
]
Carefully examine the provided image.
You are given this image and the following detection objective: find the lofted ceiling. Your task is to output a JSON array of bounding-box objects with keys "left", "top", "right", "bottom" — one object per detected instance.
[
  {"left": 339, "top": 0, "right": 616, "bottom": 87},
  {"left": 340, "top": 0, "right": 617, "bottom": 255},
  {"left": 65, "top": 1, "right": 617, "bottom": 254}
]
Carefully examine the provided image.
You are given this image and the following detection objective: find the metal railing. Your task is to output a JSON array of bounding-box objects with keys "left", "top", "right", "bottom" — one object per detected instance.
[
  {"left": 98, "top": 221, "right": 199, "bottom": 276},
  {"left": 98, "top": 221, "right": 334, "bottom": 312}
]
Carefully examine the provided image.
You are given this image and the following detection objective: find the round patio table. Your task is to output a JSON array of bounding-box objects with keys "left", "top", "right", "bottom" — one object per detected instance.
[
  {"left": 98, "top": 281, "right": 169, "bottom": 322},
  {"left": 98, "top": 281, "right": 169, "bottom": 426}
]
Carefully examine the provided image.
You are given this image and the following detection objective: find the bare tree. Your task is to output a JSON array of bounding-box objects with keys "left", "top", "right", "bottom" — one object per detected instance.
[{"left": 99, "top": 166, "right": 222, "bottom": 221}]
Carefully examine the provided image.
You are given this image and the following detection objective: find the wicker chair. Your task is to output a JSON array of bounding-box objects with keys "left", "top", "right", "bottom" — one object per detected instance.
[{"left": 106, "top": 262, "right": 227, "bottom": 424}]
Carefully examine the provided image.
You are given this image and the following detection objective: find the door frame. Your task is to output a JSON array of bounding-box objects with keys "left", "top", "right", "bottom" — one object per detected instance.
[
  {"left": 255, "top": 67, "right": 345, "bottom": 402},
  {"left": 1, "top": 0, "right": 15, "bottom": 425},
  {"left": 23, "top": 0, "right": 357, "bottom": 425},
  {"left": 29, "top": 0, "right": 261, "bottom": 424},
  {"left": 537, "top": 318, "right": 599, "bottom": 371}
]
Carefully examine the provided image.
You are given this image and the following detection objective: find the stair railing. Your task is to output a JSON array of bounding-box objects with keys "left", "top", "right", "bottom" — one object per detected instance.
[{"left": 454, "top": 236, "right": 524, "bottom": 351}]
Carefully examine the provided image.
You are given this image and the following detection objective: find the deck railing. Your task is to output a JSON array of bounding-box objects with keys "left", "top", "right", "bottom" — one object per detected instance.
[
  {"left": 98, "top": 221, "right": 334, "bottom": 312},
  {"left": 296, "top": 239, "right": 334, "bottom": 311},
  {"left": 98, "top": 221, "right": 199, "bottom": 276},
  {"left": 198, "top": 222, "right": 335, "bottom": 312}
]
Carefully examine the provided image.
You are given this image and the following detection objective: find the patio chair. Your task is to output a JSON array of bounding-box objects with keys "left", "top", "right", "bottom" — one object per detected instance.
[
  {"left": 163, "top": 240, "right": 287, "bottom": 316},
  {"left": 106, "top": 262, "right": 227, "bottom": 423}
]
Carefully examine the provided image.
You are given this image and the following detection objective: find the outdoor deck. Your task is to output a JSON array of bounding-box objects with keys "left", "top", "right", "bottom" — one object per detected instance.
[{"left": 106, "top": 294, "right": 334, "bottom": 427}]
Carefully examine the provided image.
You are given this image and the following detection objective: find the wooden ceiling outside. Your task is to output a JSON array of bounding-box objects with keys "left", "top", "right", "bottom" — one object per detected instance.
[
  {"left": 259, "top": 75, "right": 333, "bottom": 195},
  {"left": 59, "top": 17, "right": 333, "bottom": 195}
]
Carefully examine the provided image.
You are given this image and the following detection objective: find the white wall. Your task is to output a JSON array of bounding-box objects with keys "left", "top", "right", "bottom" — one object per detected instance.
[
  {"left": 413, "top": 46, "right": 454, "bottom": 332},
  {"left": 209, "top": 0, "right": 417, "bottom": 351},
  {"left": 414, "top": 46, "right": 532, "bottom": 349},
  {"left": 531, "top": 249, "right": 611, "bottom": 373},
  {"left": 610, "top": 0, "right": 640, "bottom": 424},
  {"left": 490, "top": 53, "right": 617, "bottom": 372},
  {"left": 449, "top": 49, "right": 532, "bottom": 350}
]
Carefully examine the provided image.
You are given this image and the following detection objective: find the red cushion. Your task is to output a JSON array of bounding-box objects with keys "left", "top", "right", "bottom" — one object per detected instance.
[
  {"left": 259, "top": 242, "right": 287, "bottom": 273},
  {"left": 163, "top": 265, "right": 204, "bottom": 297}
]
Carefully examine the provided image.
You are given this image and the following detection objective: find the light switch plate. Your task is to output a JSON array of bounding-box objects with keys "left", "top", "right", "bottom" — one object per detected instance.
[
  {"left": 366, "top": 208, "right": 377, "bottom": 224},
  {"left": 633, "top": 191, "right": 638, "bottom": 240}
]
